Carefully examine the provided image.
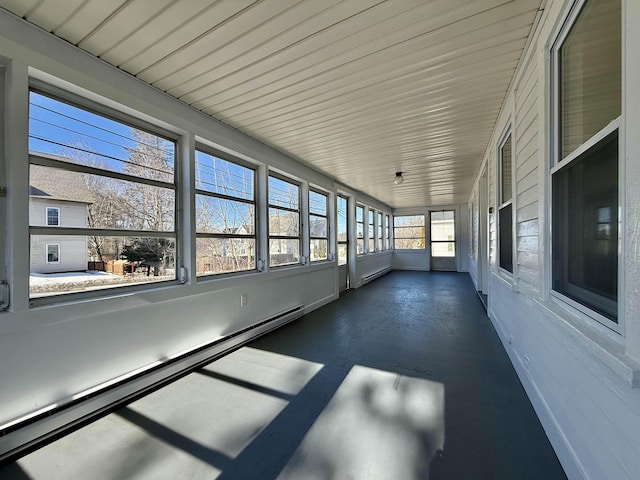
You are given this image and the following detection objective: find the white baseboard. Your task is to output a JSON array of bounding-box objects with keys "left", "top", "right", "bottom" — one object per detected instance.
[{"left": 488, "top": 308, "right": 587, "bottom": 480}]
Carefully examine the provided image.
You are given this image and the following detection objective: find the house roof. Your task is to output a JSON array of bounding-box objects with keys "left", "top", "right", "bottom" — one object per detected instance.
[{"left": 29, "top": 165, "right": 93, "bottom": 204}]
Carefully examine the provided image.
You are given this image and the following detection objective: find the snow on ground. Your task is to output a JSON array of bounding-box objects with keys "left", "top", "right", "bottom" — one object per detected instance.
[{"left": 30, "top": 271, "right": 118, "bottom": 285}]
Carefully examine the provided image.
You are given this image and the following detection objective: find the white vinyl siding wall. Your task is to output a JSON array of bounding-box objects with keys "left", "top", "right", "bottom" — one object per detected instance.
[
  {"left": 29, "top": 199, "right": 87, "bottom": 228},
  {"left": 30, "top": 236, "right": 87, "bottom": 273},
  {"left": 514, "top": 51, "right": 541, "bottom": 294},
  {"left": 467, "top": 2, "right": 640, "bottom": 480}
]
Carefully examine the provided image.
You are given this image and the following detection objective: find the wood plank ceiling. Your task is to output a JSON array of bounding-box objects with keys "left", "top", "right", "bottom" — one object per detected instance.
[{"left": 1, "top": 0, "right": 543, "bottom": 208}]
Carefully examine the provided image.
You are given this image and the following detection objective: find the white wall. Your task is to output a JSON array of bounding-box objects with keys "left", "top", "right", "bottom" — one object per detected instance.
[
  {"left": 0, "top": 11, "right": 391, "bottom": 430},
  {"left": 467, "top": 1, "right": 640, "bottom": 479}
]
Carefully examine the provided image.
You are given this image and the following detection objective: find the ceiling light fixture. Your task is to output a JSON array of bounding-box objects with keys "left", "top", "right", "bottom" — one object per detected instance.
[{"left": 394, "top": 171, "right": 404, "bottom": 185}]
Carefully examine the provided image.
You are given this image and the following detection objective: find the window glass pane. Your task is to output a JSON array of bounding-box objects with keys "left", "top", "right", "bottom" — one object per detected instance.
[
  {"left": 310, "top": 239, "right": 328, "bottom": 262},
  {"left": 269, "top": 208, "right": 299, "bottom": 236},
  {"left": 309, "top": 215, "right": 328, "bottom": 238},
  {"left": 553, "top": 132, "right": 618, "bottom": 321},
  {"left": 309, "top": 191, "right": 327, "bottom": 216},
  {"left": 196, "top": 237, "right": 255, "bottom": 276},
  {"left": 395, "top": 226, "right": 425, "bottom": 239},
  {"left": 29, "top": 92, "right": 174, "bottom": 183},
  {"left": 46, "top": 208, "right": 59, "bottom": 226},
  {"left": 356, "top": 205, "right": 365, "bottom": 255},
  {"left": 559, "top": 0, "right": 621, "bottom": 158},
  {"left": 46, "top": 244, "right": 60, "bottom": 263},
  {"left": 269, "top": 239, "right": 300, "bottom": 266},
  {"left": 195, "top": 151, "right": 253, "bottom": 200},
  {"left": 30, "top": 166, "right": 175, "bottom": 231},
  {"left": 196, "top": 195, "right": 254, "bottom": 234},
  {"left": 431, "top": 242, "right": 455, "bottom": 257},
  {"left": 501, "top": 135, "right": 512, "bottom": 202},
  {"left": 30, "top": 235, "right": 175, "bottom": 297},
  {"left": 395, "top": 238, "right": 424, "bottom": 249},
  {"left": 393, "top": 215, "right": 425, "bottom": 249},
  {"left": 338, "top": 244, "right": 347, "bottom": 266},
  {"left": 269, "top": 176, "right": 298, "bottom": 209},
  {"left": 394, "top": 215, "right": 423, "bottom": 227},
  {"left": 430, "top": 211, "right": 455, "bottom": 241},
  {"left": 337, "top": 196, "right": 347, "bottom": 242},
  {"left": 499, "top": 204, "right": 513, "bottom": 273},
  {"left": 28, "top": 91, "right": 178, "bottom": 299}
]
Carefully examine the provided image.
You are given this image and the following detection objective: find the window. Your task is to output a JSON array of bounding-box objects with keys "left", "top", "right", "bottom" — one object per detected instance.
[
  {"left": 28, "top": 88, "right": 177, "bottom": 300},
  {"left": 368, "top": 209, "right": 375, "bottom": 253},
  {"left": 46, "top": 244, "right": 60, "bottom": 263},
  {"left": 337, "top": 195, "right": 348, "bottom": 265},
  {"left": 385, "top": 214, "right": 390, "bottom": 250},
  {"left": 430, "top": 210, "right": 455, "bottom": 257},
  {"left": 46, "top": 207, "right": 60, "bottom": 226},
  {"left": 356, "top": 205, "right": 365, "bottom": 255},
  {"left": 195, "top": 149, "right": 256, "bottom": 276},
  {"left": 309, "top": 189, "right": 328, "bottom": 262},
  {"left": 377, "top": 212, "right": 383, "bottom": 251},
  {"left": 268, "top": 174, "right": 300, "bottom": 267},
  {"left": 393, "top": 215, "right": 425, "bottom": 249},
  {"left": 498, "top": 133, "right": 513, "bottom": 273},
  {"left": 551, "top": 0, "right": 621, "bottom": 326}
]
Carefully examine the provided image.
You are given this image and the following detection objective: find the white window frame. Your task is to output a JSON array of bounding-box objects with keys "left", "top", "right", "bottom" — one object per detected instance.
[
  {"left": 393, "top": 215, "right": 426, "bottom": 250},
  {"left": 385, "top": 214, "right": 390, "bottom": 250},
  {"left": 497, "top": 127, "right": 514, "bottom": 276},
  {"left": 267, "top": 172, "right": 301, "bottom": 268},
  {"left": 45, "top": 243, "right": 60, "bottom": 264},
  {"left": 46, "top": 206, "right": 60, "bottom": 227},
  {"left": 309, "top": 188, "right": 329, "bottom": 262},
  {"left": 356, "top": 204, "right": 365, "bottom": 256},
  {"left": 367, "top": 208, "right": 375, "bottom": 254},
  {"left": 194, "top": 145, "right": 257, "bottom": 277},
  {"left": 548, "top": 0, "right": 623, "bottom": 333},
  {"left": 28, "top": 83, "right": 180, "bottom": 304},
  {"left": 337, "top": 194, "right": 348, "bottom": 265},
  {"left": 377, "top": 211, "right": 383, "bottom": 251}
]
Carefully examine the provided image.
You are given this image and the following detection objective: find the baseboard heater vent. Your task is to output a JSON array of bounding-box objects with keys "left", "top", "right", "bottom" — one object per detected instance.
[
  {"left": 361, "top": 267, "right": 392, "bottom": 285},
  {"left": 0, "top": 305, "right": 304, "bottom": 463}
]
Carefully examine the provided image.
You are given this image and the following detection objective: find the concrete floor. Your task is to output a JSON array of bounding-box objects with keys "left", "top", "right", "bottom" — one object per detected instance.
[{"left": 0, "top": 271, "right": 567, "bottom": 480}]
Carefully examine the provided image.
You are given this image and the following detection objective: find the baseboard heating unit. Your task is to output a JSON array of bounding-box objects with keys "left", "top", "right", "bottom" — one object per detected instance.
[
  {"left": 361, "top": 267, "right": 392, "bottom": 285},
  {"left": 0, "top": 305, "right": 304, "bottom": 463}
]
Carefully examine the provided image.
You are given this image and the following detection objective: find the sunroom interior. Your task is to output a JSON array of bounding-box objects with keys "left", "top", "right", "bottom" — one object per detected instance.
[{"left": 0, "top": 1, "right": 639, "bottom": 480}]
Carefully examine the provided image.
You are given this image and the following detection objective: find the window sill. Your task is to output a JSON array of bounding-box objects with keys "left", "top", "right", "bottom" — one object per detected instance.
[
  {"left": 535, "top": 297, "right": 640, "bottom": 388},
  {"left": 493, "top": 269, "right": 516, "bottom": 291}
]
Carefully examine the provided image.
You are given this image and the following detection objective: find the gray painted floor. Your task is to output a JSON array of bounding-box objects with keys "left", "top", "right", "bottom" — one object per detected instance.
[{"left": 0, "top": 272, "right": 567, "bottom": 480}]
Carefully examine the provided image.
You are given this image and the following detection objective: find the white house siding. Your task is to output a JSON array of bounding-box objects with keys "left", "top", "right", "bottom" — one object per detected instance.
[
  {"left": 29, "top": 198, "right": 88, "bottom": 273},
  {"left": 29, "top": 198, "right": 88, "bottom": 228},
  {"left": 30, "top": 235, "right": 87, "bottom": 274},
  {"left": 513, "top": 48, "right": 540, "bottom": 295},
  {"left": 469, "top": 2, "right": 640, "bottom": 480}
]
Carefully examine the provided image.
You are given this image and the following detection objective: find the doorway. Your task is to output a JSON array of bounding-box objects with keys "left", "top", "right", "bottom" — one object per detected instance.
[
  {"left": 430, "top": 210, "right": 456, "bottom": 271},
  {"left": 337, "top": 195, "right": 349, "bottom": 293}
]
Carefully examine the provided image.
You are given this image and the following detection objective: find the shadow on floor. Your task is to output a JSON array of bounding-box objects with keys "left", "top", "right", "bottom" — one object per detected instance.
[{"left": 1, "top": 272, "right": 567, "bottom": 480}]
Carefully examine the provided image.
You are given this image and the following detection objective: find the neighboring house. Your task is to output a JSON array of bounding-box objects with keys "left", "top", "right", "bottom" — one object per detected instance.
[{"left": 29, "top": 165, "right": 91, "bottom": 274}]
